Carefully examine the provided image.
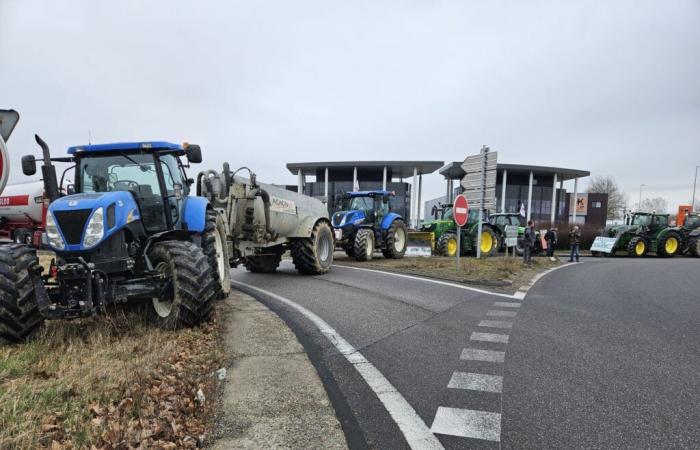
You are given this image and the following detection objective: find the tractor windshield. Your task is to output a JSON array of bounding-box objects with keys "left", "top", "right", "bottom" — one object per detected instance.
[
  {"left": 685, "top": 215, "right": 699, "bottom": 227},
  {"left": 78, "top": 153, "right": 167, "bottom": 232},
  {"left": 441, "top": 206, "right": 453, "bottom": 220},
  {"left": 631, "top": 215, "right": 652, "bottom": 226},
  {"left": 347, "top": 196, "right": 373, "bottom": 213}
]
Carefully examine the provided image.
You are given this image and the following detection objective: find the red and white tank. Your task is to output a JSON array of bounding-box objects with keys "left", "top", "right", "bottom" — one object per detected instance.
[{"left": 0, "top": 181, "right": 45, "bottom": 223}]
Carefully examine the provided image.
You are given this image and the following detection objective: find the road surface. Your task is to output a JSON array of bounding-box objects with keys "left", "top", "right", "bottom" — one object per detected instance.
[{"left": 230, "top": 257, "right": 700, "bottom": 449}]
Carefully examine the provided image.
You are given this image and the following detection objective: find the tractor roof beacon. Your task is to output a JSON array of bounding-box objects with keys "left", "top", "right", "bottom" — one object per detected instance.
[
  {"left": 0, "top": 138, "right": 223, "bottom": 343},
  {"left": 331, "top": 190, "right": 407, "bottom": 261}
]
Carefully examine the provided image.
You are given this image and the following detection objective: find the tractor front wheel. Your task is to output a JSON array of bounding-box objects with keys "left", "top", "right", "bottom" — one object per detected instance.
[
  {"left": 353, "top": 228, "right": 375, "bottom": 261},
  {"left": 688, "top": 236, "right": 700, "bottom": 257},
  {"left": 382, "top": 219, "right": 407, "bottom": 259},
  {"left": 148, "top": 241, "right": 216, "bottom": 329},
  {"left": 0, "top": 244, "right": 43, "bottom": 344},
  {"left": 438, "top": 232, "right": 459, "bottom": 257},
  {"left": 627, "top": 237, "right": 647, "bottom": 257},
  {"left": 202, "top": 209, "right": 231, "bottom": 298},
  {"left": 291, "top": 221, "right": 334, "bottom": 274},
  {"left": 477, "top": 227, "right": 499, "bottom": 257},
  {"left": 657, "top": 231, "right": 681, "bottom": 258}
]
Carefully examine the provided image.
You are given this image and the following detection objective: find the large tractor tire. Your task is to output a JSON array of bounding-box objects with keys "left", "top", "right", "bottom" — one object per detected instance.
[
  {"left": 438, "top": 231, "right": 459, "bottom": 257},
  {"left": 688, "top": 236, "right": 700, "bottom": 257},
  {"left": 476, "top": 226, "right": 499, "bottom": 257},
  {"left": 148, "top": 241, "right": 216, "bottom": 329},
  {"left": 245, "top": 251, "right": 283, "bottom": 273},
  {"left": 627, "top": 237, "right": 647, "bottom": 257},
  {"left": 0, "top": 244, "right": 43, "bottom": 344},
  {"left": 291, "top": 221, "right": 334, "bottom": 275},
  {"left": 353, "top": 228, "right": 375, "bottom": 261},
  {"left": 382, "top": 219, "right": 407, "bottom": 259},
  {"left": 202, "top": 209, "right": 231, "bottom": 298},
  {"left": 657, "top": 231, "right": 681, "bottom": 258}
]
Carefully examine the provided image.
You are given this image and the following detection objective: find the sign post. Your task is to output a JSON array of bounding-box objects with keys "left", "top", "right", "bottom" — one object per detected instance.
[
  {"left": 460, "top": 146, "right": 498, "bottom": 259},
  {"left": 453, "top": 194, "right": 469, "bottom": 271}
]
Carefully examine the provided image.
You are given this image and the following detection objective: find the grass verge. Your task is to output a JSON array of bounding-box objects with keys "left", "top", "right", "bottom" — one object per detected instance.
[{"left": 0, "top": 307, "right": 225, "bottom": 449}]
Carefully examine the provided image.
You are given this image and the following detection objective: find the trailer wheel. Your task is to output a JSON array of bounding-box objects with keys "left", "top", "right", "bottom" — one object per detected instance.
[
  {"left": 0, "top": 244, "right": 43, "bottom": 344},
  {"left": 202, "top": 209, "right": 231, "bottom": 298},
  {"left": 627, "top": 237, "right": 647, "bottom": 257},
  {"left": 291, "top": 220, "right": 334, "bottom": 275},
  {"left": 353, "top": 228, "right": 375, "bottom": 261},
  {"left": 382, "top": 219, "right": 407, "bottom": 259},
  {"left": 245, "top": 252, "right": 282, "bottom": 273},
  {"left": 148, "top": 241, "right": 215, "bottom": 329},
  {"left": 657, "top": 231, "right": 681, "bottom": 258},
  {"left": 689, "top": 237, "right": 700, "bottom": 257}
]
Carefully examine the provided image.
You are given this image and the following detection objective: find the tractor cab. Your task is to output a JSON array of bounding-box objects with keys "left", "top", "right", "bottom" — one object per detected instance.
[{"left": 332, "top": 190, "right": 393, "bottom": 230}]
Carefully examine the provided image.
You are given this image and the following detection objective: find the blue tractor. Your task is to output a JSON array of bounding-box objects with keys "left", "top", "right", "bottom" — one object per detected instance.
[
  {"left": 0, "top": 136, "right": 230, "bottom": 343},
  {"left": 331, "top": 190, "right": 407, "bottom": 261}
]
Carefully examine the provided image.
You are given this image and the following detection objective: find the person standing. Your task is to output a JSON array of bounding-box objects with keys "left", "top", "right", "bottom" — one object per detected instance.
[
  {"left": 545, "top": 227, "right": 558, "bottom": 261},
  {"left": 569, "top": 225, "right": 581, "bottom": 262},
  {"left": 523, "top": 220, "right": 536, "bottom": 265}
]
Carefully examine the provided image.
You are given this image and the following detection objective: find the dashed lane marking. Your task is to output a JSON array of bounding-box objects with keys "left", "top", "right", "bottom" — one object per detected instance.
[
  {"left": 448, "top": 372, "right": 503, "bottom": 393},
  {"left": 492, "top": 301, "right": 521, "bottom": 308},
  {"left": 486, "top": 310, "right": 518, "bottom": 317},
  {"left": 430, "top": 407, "right": 501, "bottom": 442},
  {"left": 470, "top": 332, "right": 509, "bottom": 343},
  {"left": 478, "top": 320, "right": 513, "bottom": 329},
  {"left": 231, "top": 280, "right": 444, "bottom": 450},
  {"left": 460, "top": 348, "right": 505, "bottom": 363}
]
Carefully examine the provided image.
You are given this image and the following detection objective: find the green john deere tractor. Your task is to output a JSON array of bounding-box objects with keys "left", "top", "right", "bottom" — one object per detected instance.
[
  {"left": 680, "top": 212, "right": 700, "bottom": 257},
  {"left": 419, "top": 203, "right": 457, "bottom": 245},
  {"left": 434, "top": 209, "right": 499, "bottom": 257},
  {"left": 596, "top": 212, "right": 683, "bottom": 257}
]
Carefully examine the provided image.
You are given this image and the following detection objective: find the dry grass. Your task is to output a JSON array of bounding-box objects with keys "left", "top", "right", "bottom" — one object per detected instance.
[
  {"left": 0, "top": 308, "right": 225, "bottom": 449},
  {"left": 335, "top": 254, "right": 561, "bottom": 290}
]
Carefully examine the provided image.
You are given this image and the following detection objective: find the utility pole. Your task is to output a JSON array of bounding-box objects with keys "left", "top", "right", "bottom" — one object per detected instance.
[{"left": 692, "top": 165, "right": 699, "bottom": 211}]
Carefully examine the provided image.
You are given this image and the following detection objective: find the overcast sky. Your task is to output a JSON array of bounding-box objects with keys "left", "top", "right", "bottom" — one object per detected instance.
[{"left": 1, "top": 1, "right": 699, "bottom": 213}]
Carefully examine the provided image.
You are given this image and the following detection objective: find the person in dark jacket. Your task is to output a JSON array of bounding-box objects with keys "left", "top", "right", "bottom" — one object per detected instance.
[
  {"left": 569, "top": 225, "right": 581, "bottom": 262},
  {"left": 545, "top": 227, "right": 558, "bottom": 261},
  {"left": 523, "top": 220, "right": 536, "bottom": 265}
]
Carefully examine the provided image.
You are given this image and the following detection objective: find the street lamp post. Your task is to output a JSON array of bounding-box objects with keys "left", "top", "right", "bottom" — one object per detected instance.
[
  {"left": 692, "top": 166, "right": 699, "bottom": 211},
  {"left": 638, "top": 183, "right": 645, "bottom": 211}
]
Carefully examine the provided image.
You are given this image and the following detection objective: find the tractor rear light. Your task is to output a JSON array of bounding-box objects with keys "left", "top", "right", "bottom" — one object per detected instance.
[
  {"left": 45, "top": 210, "right": 65, "bottom": 250},
  {"left": 82, "top": 207, "right": 104, "bottom": 248}
]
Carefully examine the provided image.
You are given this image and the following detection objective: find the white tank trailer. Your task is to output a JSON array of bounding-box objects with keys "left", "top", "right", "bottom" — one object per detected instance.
[
  {"left": 197, "top": 163, "right": 334, "bottom": 275},
  {"left": 0, "top": 181, "right": 46, "bottom": 245}
]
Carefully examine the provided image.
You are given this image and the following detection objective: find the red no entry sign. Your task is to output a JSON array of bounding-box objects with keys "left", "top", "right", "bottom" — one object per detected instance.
[{"left": 453, "top": 194, "right": 469, "bottom": 227}]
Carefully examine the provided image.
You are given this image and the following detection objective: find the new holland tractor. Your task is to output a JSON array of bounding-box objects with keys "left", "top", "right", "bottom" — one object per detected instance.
[
  {"left": 331, "top": 190, "right": 407, "bottom": 261},
  {"left": 594, "top": 211, "right": 683, "bottom": 257},
  {"left": 436, "top": 209, "right": 499, "bottom": 257}
]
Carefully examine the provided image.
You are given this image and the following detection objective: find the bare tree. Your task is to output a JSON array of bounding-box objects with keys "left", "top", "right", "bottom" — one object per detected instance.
[
  {"left": 587, "top": 175, "right": 627, "bottom": 220},
  {"left": 640, "top": 197, "right": 669, "bottom": 213}
]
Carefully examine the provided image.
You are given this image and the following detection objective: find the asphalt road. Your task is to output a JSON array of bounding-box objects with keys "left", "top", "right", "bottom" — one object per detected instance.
[{"left": 230, "top": 256, "right": 700, "bottom": 449}]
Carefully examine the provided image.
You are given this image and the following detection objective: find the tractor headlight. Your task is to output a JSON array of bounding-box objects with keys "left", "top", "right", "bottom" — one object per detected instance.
[
  {"left": 45, "top": 210, "right": 65, "bottom": 250},
  {"left": 82, "top": 207, "right": 104, "bottom": 248}
]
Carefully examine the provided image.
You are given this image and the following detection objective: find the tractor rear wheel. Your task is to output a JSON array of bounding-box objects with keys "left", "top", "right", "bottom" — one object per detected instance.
[
  {"left": 438, "top": 231, "right": 459, "bottom": 257},
  {"left": 627, "top": 237, "right": 647, "bottom": 257},
  {"left": 382, "top": 219, "right": 407, "bottom": 259},
  {"left": 476, "top": 227, "right": 499, "bottom": 257},
  {"left": 0, "top": 244, "right": 43, "bottom": 344},
  {"left": 688, "top": 237, "right": 700, "bottom": 257},
  {"left": 657, "top": 231, "right": 681, "bottom": 258},
  {"left": 291, "top": 220, "right": 334, "bottom": 274},
  {"left": 353, "top": 228, "right": 375, "bottom": 261},
  {"left": 202, "top": 209, "right": 231, "bottom": 298},
  {"left": 245, "top": 251, "right": 283, "bottom": 273},
  {"left": 148, "top": 241, "right": 216, "bottom": 329}
]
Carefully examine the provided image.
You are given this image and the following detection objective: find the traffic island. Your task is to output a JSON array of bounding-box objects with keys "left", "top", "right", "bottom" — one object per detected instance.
[{"left": 335, "top": 254, "right": 562, "bottom": 293}]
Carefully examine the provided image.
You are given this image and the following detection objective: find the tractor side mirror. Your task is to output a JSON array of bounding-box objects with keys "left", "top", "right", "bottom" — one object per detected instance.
[
  {"left": 66, "top": 184, "right": 75, "bottom": 195},
  {"left": 382, "top": 195, "right": 389, "bottom": 204},
  {"left": 21, "top": 155, "right": 36, "bottom": 176},
  {"left": 185, "top": 144, "right": 202, "bottom": 163}
]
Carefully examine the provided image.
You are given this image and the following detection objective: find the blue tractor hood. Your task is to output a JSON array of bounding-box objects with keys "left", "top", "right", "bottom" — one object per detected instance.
[
  {"left": 331, "top": 209, "right": 367, "bottom": 228},
  {"left": 48, "top": 191, "right": 140, "bottom": 251}
]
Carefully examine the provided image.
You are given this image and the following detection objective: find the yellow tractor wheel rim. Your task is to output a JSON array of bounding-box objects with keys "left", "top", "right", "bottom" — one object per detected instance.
[
  {"left": 481, "top": 232, "right": 493, "bottom": 253},
  {"left": 447, "top": 238, "right": 458, "bottom": 256},
  {"left": 635, "top": 241, "right": 645, "bottom": 255},
  {"left": 665, "top": 237, "right": 678, "bottom": 254}
]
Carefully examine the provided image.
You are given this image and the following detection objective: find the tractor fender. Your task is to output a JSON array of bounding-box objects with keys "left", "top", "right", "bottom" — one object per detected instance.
[
  {"left": 657, "top": 227, "right": 681, "bottom": 240},
  {"left": 182, "top": 196, "right": 210, "bottom": 232},
  {"left": 380, "top": 212, "right": 403, "bottom": 230},
  {"left": 689, "top": 228, "right": 700, "bottom": 238}
]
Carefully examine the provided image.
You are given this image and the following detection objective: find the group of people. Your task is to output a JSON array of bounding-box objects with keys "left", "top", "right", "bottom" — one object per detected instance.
[{"left": 521, "top": 221, "right": 581, "bottom": 265}]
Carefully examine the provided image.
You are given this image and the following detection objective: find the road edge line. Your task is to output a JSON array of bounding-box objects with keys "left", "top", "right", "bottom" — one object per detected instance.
[
  {"left": 231, "top": 280, "right": 444, "bottom": 450},
  {"left": 515, "top": 262, "right": 580, "bottom": 299}
]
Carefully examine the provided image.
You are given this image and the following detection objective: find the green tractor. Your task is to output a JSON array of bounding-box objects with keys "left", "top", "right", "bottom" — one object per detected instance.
[
  {"left": 680, "top": 212, "right": 700, "bottom": 257},
  {"left": 419, "top": 202, "right": 457, "bottom": 244},
  {"left": 596, "top": 212, "right": 683, "bottom": 257},
  {"left": 434, "top": 209, "right": 499, "bottom": 257}
]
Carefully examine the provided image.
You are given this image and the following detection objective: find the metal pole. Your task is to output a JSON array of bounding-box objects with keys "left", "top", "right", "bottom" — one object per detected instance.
[
  {"left": 550, "top": 173, "right": 558, "bottom": 224},
  {"left": 297, "top": 170, "right": 303, "bottom": 194},
  {"left": 501, "top": 169, "right": 507, "bottom": 213},
  {"left": 456, "top": 225, "right": 461, "bottom": 271},
  {"left": 476, "top": 146, "right": 488, "bottom": 259},
  {"left": 572, "top": 177, "right": 579, "bottom": 223},
  {"left": 324, "top": 167, "right": 329, "bottom": 203},
  {"left": 692, "top": 166, "right": 698, "bottom": 210},
  {"left": 353, "top": 166, "right": 358, "bottom": 192},
  {"left": 382, "top": 165, "right": 387, "bottom": 191},
  {"left": 412, "top": 167, "right": 418, "bottom": 228},
  {"left": 417, "top": 174, "right": 423, "bottom": 224},
  {"left": 526, "top": 171, "right": 534, "bottom": 222}
]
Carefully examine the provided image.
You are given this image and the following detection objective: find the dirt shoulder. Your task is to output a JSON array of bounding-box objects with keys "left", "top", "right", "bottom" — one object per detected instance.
[{"left": 334, "top": 254, "right": 562, "bottom": 293}]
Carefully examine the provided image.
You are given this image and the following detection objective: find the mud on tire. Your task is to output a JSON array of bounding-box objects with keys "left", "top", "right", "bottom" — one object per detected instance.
[
  {"left": 148, "top": 241, "right": 216, "bottom": 329},
  {"left": 202, "top": 209, "right": 231, "bottom": 298},
  {"left": 291, "top": 220, "right": 334, "bottom": 275},
  {"left": 0, "top": 244, "right": 43, "bottom": 344},
  {"left": 245, "top": 249, "right": 283, "bottom": 273},
  {"left": 382, "top": 219, "right": 407, "bottom": 259}
]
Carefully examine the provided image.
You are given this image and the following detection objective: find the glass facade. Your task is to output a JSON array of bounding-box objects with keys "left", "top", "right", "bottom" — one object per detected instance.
[
  {"left": 494, "top": 172, "right": 567, "bottom": 224},
  {"left": 304, "top": 181, "right": 411, "bottom": 219}
]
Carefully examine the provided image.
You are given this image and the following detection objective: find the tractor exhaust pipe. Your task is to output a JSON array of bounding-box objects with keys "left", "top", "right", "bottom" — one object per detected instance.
[{"left": 35, "top": 134, "right": 60, "bottom": 202}]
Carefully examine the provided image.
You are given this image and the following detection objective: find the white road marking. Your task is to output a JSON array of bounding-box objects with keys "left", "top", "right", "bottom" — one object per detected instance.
[
  {"left": 515, "top": 261, "right": 580, "bottom": 298},
  {"left": 460, "top": 348, "right": 505, "bottom": 363},
  {"left": 478, "top": 320, "right": 513, "bottom": 329},
  {"left": 430, "top": 407, "right": 501, "bottom": 442},
  {"left": 333, "top": 264, "right": 520, "bottom": 299},
  {"left": 448, "top": 372, "right": 503, "bottom": 393},
  {"left": 470, "top": 332, "right": 509, "bottom": 343},
  {"left": 486, "top": 310, "right": 518, "bottom": 317},
  {"left": 231, "top": 280, "right": 444, "bottom": 450},
  {"left": 492, "top": 301, "right": 521, "bottom": 308}
]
